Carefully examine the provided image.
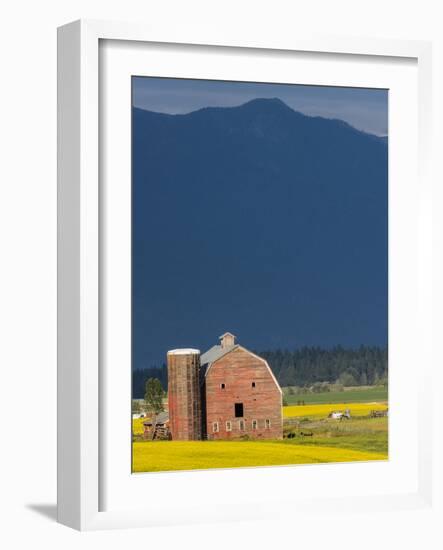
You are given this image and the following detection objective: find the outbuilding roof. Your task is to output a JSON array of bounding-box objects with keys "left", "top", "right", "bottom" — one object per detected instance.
[{"left": 143, "top": 411, "right": 169, "bottom": 425}]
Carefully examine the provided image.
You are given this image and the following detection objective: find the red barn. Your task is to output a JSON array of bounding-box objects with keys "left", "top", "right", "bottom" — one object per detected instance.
[{"left": 167, "top": 333, "right": 283, "bottom": 440}]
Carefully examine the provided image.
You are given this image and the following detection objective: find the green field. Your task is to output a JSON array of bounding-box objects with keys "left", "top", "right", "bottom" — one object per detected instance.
[
  {"left": 283, "top": 385, "right": 388, "bottom": 405},
  {"left": 283, "top": 416, "right": 388, "bottom": 454}
]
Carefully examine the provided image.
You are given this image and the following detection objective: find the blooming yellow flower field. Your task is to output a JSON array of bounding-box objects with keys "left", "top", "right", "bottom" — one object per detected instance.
[
  {"left": 132, "top": 440, "right": 386, "bottom": 473},
  {"left": 132, "top": 417, "right": 147, "bottom": 435},
  {"left": 283, "top": 402, "right": 387, "bottom": 419},
  {"left": 132, "top": 400, "right": 388, "bottom": 472}
]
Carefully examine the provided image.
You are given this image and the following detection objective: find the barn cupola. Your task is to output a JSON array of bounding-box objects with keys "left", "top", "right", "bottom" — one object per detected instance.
[{"left": 219, "top": 332, "right": 236, "bottom": 349}]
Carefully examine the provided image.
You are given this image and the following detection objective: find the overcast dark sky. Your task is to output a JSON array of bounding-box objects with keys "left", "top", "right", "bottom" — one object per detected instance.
[{"left": 133, "top": 77, "right": 388, "bottom": 136}]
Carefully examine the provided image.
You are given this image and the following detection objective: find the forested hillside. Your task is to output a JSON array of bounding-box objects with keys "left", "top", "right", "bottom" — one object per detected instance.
[
  {"left": 258, "top": 345, "right": 387, "bottom": 387},
  {"left": 132, "top": 346, "right": 388, "bottom": 398}
]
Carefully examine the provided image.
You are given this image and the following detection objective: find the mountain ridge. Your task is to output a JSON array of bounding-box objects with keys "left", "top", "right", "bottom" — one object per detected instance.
[{"left": 133, "top": 97, "right": 387, "bottom": 143}]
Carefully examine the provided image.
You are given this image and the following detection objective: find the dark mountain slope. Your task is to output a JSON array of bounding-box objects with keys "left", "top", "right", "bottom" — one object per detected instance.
[{"left": 132, "top": 99, "right": 388, "bottom": 368}]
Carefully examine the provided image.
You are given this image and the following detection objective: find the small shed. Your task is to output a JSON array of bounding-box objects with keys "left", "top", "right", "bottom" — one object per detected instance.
[
  {"left": 369, "top": 409, "right": 388, "bottom": 418},
  {"left": 143, "top": 411, "right": 170, "bottom": 440}
]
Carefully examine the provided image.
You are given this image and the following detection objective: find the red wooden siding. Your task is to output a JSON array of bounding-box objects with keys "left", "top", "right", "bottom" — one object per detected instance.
[{"left": 204, "top": 347, "right": 282, "bottom": 440}]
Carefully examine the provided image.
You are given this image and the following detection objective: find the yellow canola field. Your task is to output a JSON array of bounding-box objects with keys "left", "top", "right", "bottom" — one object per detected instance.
[
  {"left": 283, "top": 402, "right": 388, "bottom": 419},
  {"left": 132, "top": 417, "right": 147, "bottom": 435},
  {"left": 132, "top": 440, "right": 386, "bottom": 473}
]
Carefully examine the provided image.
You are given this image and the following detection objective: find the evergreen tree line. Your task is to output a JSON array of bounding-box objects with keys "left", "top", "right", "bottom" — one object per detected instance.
[
  {"left": 258, "top": 345, "right": 388, "bottom": 388},
  {"left": 132, "top": 346, "right": 388, "bottom": 398}
]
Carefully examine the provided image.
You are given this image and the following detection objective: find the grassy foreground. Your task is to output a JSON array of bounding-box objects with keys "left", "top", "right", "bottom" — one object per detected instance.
[
  {"left": 132, "top": 440, "right": 386, "bottom": 473},
  {"left": 284, "top": 417, "right": 388, "bottom": 455}
]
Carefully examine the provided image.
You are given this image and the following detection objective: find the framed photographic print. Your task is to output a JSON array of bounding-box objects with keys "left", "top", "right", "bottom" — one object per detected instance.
[
  {"left": 130, "top": 76, "right": 389, "bottom": 472},
  {"left": 57, "top": 20, "right": 433, "bottom": 530}
]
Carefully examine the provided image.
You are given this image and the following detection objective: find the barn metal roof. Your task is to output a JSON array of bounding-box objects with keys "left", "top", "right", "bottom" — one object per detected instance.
[{"left": 200, "top": 344, "right": 239, "bottom": 366}]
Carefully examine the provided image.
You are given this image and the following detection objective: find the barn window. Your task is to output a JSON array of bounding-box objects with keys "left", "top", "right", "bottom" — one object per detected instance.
[
  {"left": 212, "top": 422, "right": 219, "bottom": 433},
  {"left": 220, "top": 383, "right": 225, "bottom": 389},
  {"left": 252, "top": 419, "right": 258, "bottom": 430},
  {"left": 265, "top": 419, "right": 271, "bottom": 429},
  {"left": 226, "top": 421, "right": 232, "bottom": 432},
  {"left": 252, "top": 382, "right": 256, "bottom": 388},
  {"left": 234, "top": 403, "right": 244, "bottom": 417},
  {"left": 239, "top": 420, "right": 245, "bottom": 430}
]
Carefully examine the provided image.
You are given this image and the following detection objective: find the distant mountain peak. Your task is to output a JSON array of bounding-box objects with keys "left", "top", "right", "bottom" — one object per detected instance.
[
  {"left": 191, "top": 97, "right": 295, "bottom": 118},
  {"left": 238, "top": 97, "right": 299, "bottom": 116},
  {"left": 242, "top": 97, "right": 291, "bottom": 109},
  {"left": 134, "top": 97, "right": 385, "bottom": 144}
]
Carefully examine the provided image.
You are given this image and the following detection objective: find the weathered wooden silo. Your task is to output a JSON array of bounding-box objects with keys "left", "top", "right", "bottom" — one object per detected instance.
[{"left": 167, "top": 348, "right": 202, "bottom": 441}]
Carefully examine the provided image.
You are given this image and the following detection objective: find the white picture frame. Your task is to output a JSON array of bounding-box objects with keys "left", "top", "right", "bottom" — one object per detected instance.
[{"left": 57, "top": 19, "right": 433, "bottom": 531}]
